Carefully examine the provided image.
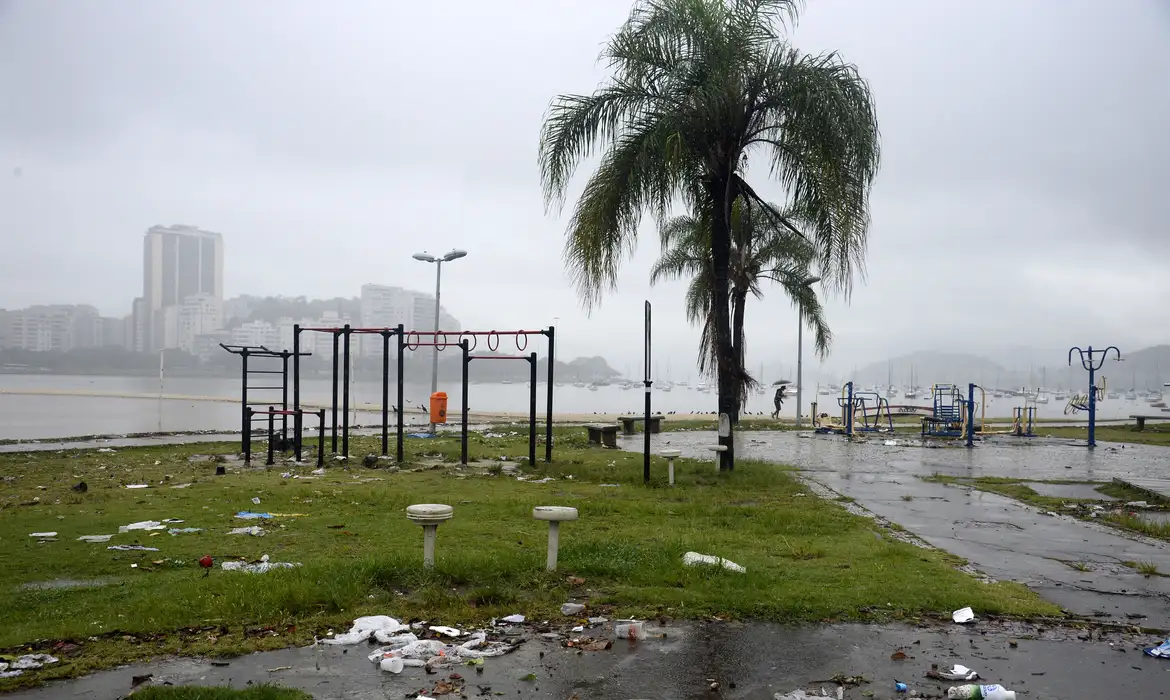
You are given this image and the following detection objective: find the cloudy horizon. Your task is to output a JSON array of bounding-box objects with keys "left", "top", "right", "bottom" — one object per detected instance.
[{"left": 2, "top": 0, "right": 1168, "bottom": 377}]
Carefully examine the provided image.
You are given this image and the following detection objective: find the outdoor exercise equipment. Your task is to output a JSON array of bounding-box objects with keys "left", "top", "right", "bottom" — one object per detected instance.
[
  {"left": 1012, "top": 403, "right": 1037, "bottom": 437},
  {"left": 243, "top": 405, "right": 326, "bottom": 467},
  {"left": 642, "top": 300, "right": 652, "bottom": 483},
  {"left": 848, "top": 387, "right": 895, "bottom": 433},
  {"left": 219, "top": 343, "right": 311, "bottom": 452},
  {"left": 290, "top": 325, "right": 556, "bottom": 465},
  {"left": 1067, "top": 345, "right": 1122, "bottom": 448},
  {"left": 921, "top": 384, "right": 975, "bottom": 439}
]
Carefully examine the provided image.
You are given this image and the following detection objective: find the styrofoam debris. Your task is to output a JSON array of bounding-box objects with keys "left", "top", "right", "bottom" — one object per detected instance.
[
  {"left": 228, "top": 526, "right": 265, "bottom": 536},
  {"left": 429, "top": 626, "right": 462, "bottom": 637},
  {"left": 683, "top": 551, "right": 746, "bottom": 573},
  {"left": 952, "top": 606, "right": 976, "bottom": 624},
  {"left": 500, "top": 614, "right": 525, "bottom": 624},
  {"left": 119, "top": 520, "right": 166, "bottom": 533},
  {"left": 221, "top": 561, "right": 300, "bottom": 574},
  {"left": 78, "top": 535, "right": 113, "bottom": 543},
  {"left": 29, "top": 532, "right": 57, "bottom": 538}
]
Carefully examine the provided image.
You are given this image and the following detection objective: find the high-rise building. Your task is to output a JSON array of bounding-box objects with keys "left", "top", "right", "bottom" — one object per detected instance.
[
  {"left": 141, "top": 224, "right": 224, "bottom": 351},
  {"left": 359, "top": 285, "right": 459, "bottom": 357},
  {"left": 4, "top": 305, "right": 100, "bottom": 352}
]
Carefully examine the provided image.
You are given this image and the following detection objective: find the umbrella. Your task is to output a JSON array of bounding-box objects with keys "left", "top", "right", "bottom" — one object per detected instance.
[{"left": 771, "top": 379, "right": 793, "bottom": 386}]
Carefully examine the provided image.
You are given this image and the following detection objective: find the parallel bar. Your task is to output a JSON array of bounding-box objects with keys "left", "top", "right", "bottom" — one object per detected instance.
[
  {"left": 461, "top": 340, "right": 469, "bottom": 466},
  {"left": 342, "top": 324, "right": 351, "bottom": 458},
  {"left": 281, "top": 353, "right": 289, "bottom": 446},
  {"left": 405, "top": 330, "right": 546, "bottom": 336},
  {"left": 331, "top": 332, "right": 339, "bottom": 452},
  {"left": 240, "top": 349, "right": 249, "bottom": 455},
  {"left": 545, "top": 325, "right": 554, "bottom": 463},
  {"left": 467, "top": 355, "right": 530, "bottom": 360},
  {"left": 247, "top": 370, "right": 286, "bottom": 375},
  {"left": 396, "top": 324, "right": 405, "bottom": 462},
  {"left": 528, "top": 352, "right": 537, "bottom": 465},
  {"left": 317, "top": 409, "right": 326, "bottom": 467},
  {"left": 381, "top": 331, "right": 390, "bottom": 457},
  {"left": 293, "top": 324, "right": 301, "bottom": 454},
  {"left": 266, "top": 407, "right": 275, "bottom": 466}
]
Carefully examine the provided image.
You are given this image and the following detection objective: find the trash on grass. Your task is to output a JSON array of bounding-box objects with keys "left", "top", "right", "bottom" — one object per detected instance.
[
  {"left": 228, "top": 526, "right": 265, "bottom": 536},
  {"left": 251, "top": 496, "right": 261, "bottom": 504},
  {"left": 125, "top": 484, "right": 149, "bottom": 489},
  {"left": 235, "top": 511, "right": 273, "bottom": 519},
  {"left": 0, "top": 654, "right": 60, "bottom": 677},
  {"left": 952, "top": 607, "right": 976, "bottom": 624},
  {"left": 119, "top": 521, "right": 166, "bottom": 533},
  {"left": 561, "top": 603, "right": 585, "bottom": 616},
  {"left": 221, "top": 560, "right": 300, "bottom": 573},
  {"left": 29, "top": 532, "right": 57, "bottom": 538},
  {"left": 168, "top": 528, "right": 202, "bottom": 535},
  {"left": 587, "top": 617, "right": 608, "bottom": 625},
  {"left": 78, "top": 535, "right": 113, "bottom": 543},
  {"left": 367, "top": 631, "right": 519, "bottom": 669},
  {"left": 682, "top": 551, "right": 747, "bottom": 573},
  {"left": 322, "top": 616, "right": 412, "bottom": 645},
  {"left": 500, "top": 614, "right": 525, "bottom": 624},
  {"left": 108, "top": 545, "right": 159, "bottom": 551}
]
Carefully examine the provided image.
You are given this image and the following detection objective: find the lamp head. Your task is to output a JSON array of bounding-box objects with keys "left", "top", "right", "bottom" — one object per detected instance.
[{"left": 412, "top": 252, "right": 436, "bottom": 263}]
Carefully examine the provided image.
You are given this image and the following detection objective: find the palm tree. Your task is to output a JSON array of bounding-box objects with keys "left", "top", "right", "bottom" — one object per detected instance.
[
  {"left": 651, "top": 199, "right": 831, "bottom": 421},
  {"left": 539, "top": 0, "right": 879, "bottom": 470}
]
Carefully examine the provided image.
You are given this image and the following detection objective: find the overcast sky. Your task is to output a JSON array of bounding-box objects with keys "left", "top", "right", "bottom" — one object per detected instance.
[{"left": 1, "top": 0, "right": 1168, "bottom": 378}]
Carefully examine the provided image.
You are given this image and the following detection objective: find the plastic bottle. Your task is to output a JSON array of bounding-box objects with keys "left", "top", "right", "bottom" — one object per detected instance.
[{"left": 947, "top": 685, "right": 1016, "bottom": 700}]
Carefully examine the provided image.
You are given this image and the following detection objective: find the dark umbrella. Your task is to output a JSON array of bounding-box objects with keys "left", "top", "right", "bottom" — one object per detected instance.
[{"left": 771, "top": 379, "right": 793, "bottom": 386}]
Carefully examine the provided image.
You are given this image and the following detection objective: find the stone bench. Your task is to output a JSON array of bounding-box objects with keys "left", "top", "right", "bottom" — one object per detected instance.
[
  {"left": 617, "top": 414, "right": 665, "bottom": 435},
  {"left": 1131, "top": 415, "right": 1170, "bottom": 431},
  {"left": 585, "top": 423, "right": 619, "bottom": 448}
]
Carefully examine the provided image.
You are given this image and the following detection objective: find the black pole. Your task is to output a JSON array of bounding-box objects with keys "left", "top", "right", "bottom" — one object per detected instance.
[
  {"left": 381, "top": 331, "right": 390, "bottom": 456},
  {"left": 643, "top": 301, "right": 652, "bottom": 483},
  {"left": 331, "top": 331, "right": 339, "bottom": 452},
  {"left": 545, "top": 326, "right": 554, "bottom": 463},
  {"left": 966, "top": 383, "right": 975, "bottom": 448},
  {"left": 294, "top": 410, "right": 303, "bottom": 462},
  {"left": 293, "top": 324, "right": 301, "bottom": 450},
  {"left": 240, "top": 349, "right": 249, "bottom": 454},
  {"left": 266, "top": 407, "right": 275, "bottom": 466},
  {"left": 529, "top": 352, "right": 537, "bottom": 465},
  {"left": 317, "top": 409, "right": 326, "bottom": 467},
  {"left": 342, "top": 324, "right": 351, "bottom": 458},
  {"left": 396, "top": 324, "right": 405, "bottom": 462},
  {"left": 244, "top": 406, "right": 253, "bottom": 463},
  {"left": 461, "top": 340, "right": 469, "bottom": 466},
  {"left": 281, "top": 352, "right": 289, "bottom": 447}
]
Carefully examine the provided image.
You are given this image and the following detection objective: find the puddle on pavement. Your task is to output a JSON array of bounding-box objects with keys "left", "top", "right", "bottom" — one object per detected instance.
[
  {"left": 1028, "top": 483, "right": 1117, "bottom": 500},
  {"left": 20, "top": 577, "right": 118, "bottom": 591},
  {"left": 962, "top": 520, "right": 1025, "bottom": 531}
]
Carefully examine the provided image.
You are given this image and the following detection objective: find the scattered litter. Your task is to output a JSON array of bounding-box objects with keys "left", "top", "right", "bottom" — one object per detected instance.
[
  {"left": 928, "top": 664, "right": 979, "bottom": 681},
  {"left": 884, "top": 440, "right": 898, "bottom": 446},
  {"left": 235, "top": 511, "right": 273, "bottom": 519},
  {"left": 281, "top": 472, "right": 293, "bottom": 478},
  {"left": 946, "top": 684, "right": 1015, "bottom": 699},
  {"left": 221, "top": 560, "right": 300, "bottom": 574},
  {"left": 168, "top": 528, "right": 202, "bottom": 535},
  {"left": 379, "top": 656, "right": 404, "bottom": 673},
  {"left": 774, "top": 688, "right": 842, "bottom": 700},
  {"left": 564, "top": 637, "right": 610, "bottom": 651},
  {"left": 323, "top": 616, "right": 412, "bottom": 645},
  {"left": 108, "top": 545, "right": 159, "bottom": 552},
  {"left": 571, "top": 625, "right": 584, "bottom": 633},
  {"left": 267, "top": 666, "right": 292, "bottom": 673},
  {"left": 500, "top": 614, "right": 525, "bottom": 624},
  {"left": 0, "top": 654, "right": 60, "bottom": 677},
  {"left": 429, "top": 626, "right": 462, "bottom": 637},
  {"left": 119, "top": 521, "right": 165, "bottom": 533},
  {"left": 599, "top": 483, "right": 621, "bottom": 488},
  {"left": 72, "top": 481, "right": 87, "bottom": 492},
  {"left": 29, "top": 532, "right": 57, "bottom": 538},
  {"left": 311, "top": 468, "right": 326, "bottom": 475},
  {"left": 366, "top": 631, "right": 518, "bottom": 668},
  {"left": 125, "top": 484, "right": 149, "bottom": 489},
  {"left": 890, "top": 650, "right": 908, "bottom": 661},
  {"left": 1126, "top": 501, "right": 1149, "bottom": 508},
  {"left": 895, "top": 681, "right": 908, "bottom": 693},
  {"left": 615, "top": 619, "right": 644, "bottom": 640},
  {"left": 171, "top": 483, "right": 193, "bottom": 489},
  {"left": 1144, "top": 638, "right": 1170, "bottom": 658},
  {"left": 78, "top": 535, "right": 113, "bottom": 543},
  {"left": 251, "top": 496, "right": 261, "bottom": 505},
  {"left": 952, "top": 606, "right": 976, "bottom": 624},
  {"left": 560, "top": 603, "right": 585, "bottom": 616},
  {"left": 682, "top": 551, "right": 747, "bottom": 573},
  {"left": 161, "top": 519, "right": 184, "bottom": 523},
  {"left": 228, "top": 526, "right": 265, "bottom": 536},
  {"left": 587, "top": 617, "right": 608, "bottom": 625},
  {"left": 97, "top": 448, "right": 116, "bottom": 453}
]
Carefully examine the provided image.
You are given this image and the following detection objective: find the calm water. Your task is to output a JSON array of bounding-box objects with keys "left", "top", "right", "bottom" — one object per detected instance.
[{"left": 0, "top": 373, "right": 1152, "bottom": 440}]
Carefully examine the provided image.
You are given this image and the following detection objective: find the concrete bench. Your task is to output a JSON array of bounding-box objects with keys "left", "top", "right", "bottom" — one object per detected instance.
[
  {"left": 1131, "top": 415, "right": 1170, "bottom": 431},
  {"left": 617, "top": 414, "right": 665, "bottom": 435},
  {"left": 585, "top": 423, "right": 619, "bottom": 448}
]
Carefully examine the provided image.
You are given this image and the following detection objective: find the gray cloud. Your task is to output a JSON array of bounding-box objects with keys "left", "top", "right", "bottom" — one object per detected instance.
[{"left": 1, "top": 0, "right": 1167, "bottom": 378}]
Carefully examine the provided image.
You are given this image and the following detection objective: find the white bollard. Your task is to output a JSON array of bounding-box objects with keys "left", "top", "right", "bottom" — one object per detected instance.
[
  {"left": 406, "top": 504, "right": 454, "bottom": 568},
  {"left": 660, "top": 449, "right": 681, "bottom": 486},
  {"left": 533, "top": 506, "right": 578, "bottom": 571},
  {"left": 707, "top": 444, "right": 728, "bottom": 471}
]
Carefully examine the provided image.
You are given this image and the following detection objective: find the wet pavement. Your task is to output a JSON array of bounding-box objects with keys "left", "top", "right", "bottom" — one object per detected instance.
[
  {"left": 623, "top": 431, "right": 1170, "bottom": 629},
  {"left": 7, "top": 621, "right": 1166, "bottom": 699}
]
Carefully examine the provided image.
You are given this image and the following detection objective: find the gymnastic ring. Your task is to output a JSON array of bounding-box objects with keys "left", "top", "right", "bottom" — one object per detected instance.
[
  {"left": 406, "top": 331, "right": 421, "bottom": 351},
  {"left": 435, "top": 332, "right": 449, "bottom": 351},
  {"left": 487, "top": 331, "right": 500, "bottom": 352},
  {"left": 515, "top": 331, "right": 528, "bottom": 351},
  {"left": 458, "top": 332, "right": 478, "bottom": 352}
]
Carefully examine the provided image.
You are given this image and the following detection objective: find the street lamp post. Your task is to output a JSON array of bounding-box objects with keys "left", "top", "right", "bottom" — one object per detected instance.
[
  {"left": 795, "top": 276, "right": 821, "bottom": 428},
  {"left": 412, "top": 249, "right": 467, "bottom": 433}
]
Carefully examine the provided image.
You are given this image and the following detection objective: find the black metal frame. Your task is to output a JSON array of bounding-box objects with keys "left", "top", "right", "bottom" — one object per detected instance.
[
  {"left": 244, "top": 406, "right": 326, "bottom": 467},
  {"left": 219, "top": 343, "right": 311, "bottom": 452}
]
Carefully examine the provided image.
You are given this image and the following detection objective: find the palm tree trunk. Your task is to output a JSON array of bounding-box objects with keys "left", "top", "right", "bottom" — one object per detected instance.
[
  {"left": 730, "top": 288, "right": 748, "bottom": 424},
  {"left": 708, "top": 179, "right": 736, "bottom": 471}
]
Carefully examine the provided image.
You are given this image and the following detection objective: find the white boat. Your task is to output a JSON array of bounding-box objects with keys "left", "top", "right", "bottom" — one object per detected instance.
[
  {"left": 588, "top": 384, "right": 598, "bottom": 392},
  {"left": 572, "top": 381, "right": 585, "bottom": 388},
  {"left": 1125, "top": 390, "right": 1137, "bottom": 400}
]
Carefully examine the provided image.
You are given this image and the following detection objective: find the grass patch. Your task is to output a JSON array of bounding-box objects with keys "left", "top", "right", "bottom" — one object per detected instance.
[
  {"left": 132, "top": 685, "right": 312, "bottom": 699},
  {"left": 0, "top": 428, "right": 1056, "bottom": 688},
  {"left": 1037, "top": 423, "right": 1170, "bottom": 447}
]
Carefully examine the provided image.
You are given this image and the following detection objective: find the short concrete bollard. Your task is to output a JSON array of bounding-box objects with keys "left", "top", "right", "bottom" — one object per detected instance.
[
  {"left": 533, "top": 506, "right": 578, "bottom": 572},
  {"left": 406, "top": 504, "right": 454, "bottom": 568},
  {"left": 660, "top": 449, "right": 681, "bottom": 485},
  {"left": 706, "top": 444, "right": 727, "bottom": 471}
]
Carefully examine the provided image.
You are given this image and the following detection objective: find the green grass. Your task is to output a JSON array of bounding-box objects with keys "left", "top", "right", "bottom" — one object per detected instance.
[
  {"left": 1037, "top": 423, "right": 1170, "bottom": 446},
  {"left": 0, "top": 428, "right": 1057, "bottom": 688},
  {"left": 132, "top": 685, "right": 311, "bottom": 700}
]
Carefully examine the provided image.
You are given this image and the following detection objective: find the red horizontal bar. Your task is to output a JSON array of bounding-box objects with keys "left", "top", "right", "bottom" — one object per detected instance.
[
  {"left": 404, "top": 342, "right": 457, "bottom": 347},
  {"left": 405, "top": 329, "right": 547, "bottom": 336},
  {"left": 347, "top": 327, "right": 402, "bottom": 333},
  {"left": 468, "top": 355, "right": 533, "bottom": 360}
]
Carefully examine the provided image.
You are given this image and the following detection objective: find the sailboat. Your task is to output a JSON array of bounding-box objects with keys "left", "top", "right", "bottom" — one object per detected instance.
[{"left": 904, "top": 366, "right": 919, "bottom": 399}]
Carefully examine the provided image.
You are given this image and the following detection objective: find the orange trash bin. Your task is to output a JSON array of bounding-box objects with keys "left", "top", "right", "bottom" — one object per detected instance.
[{"left": 429, "top": 392, "right": 448, "bottom": 423}]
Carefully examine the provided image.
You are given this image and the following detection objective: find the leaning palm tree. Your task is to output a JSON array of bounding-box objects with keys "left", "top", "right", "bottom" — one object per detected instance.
[
  {"left": 539, "top": 0, "right": 879, "bottom": 470},
  {"left": 651, "top": 199, "right": 830, "bottom": 420}
]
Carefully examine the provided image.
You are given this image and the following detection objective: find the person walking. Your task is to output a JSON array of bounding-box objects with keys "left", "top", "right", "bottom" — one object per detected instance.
[{"left": 771, "top": 384, "right": 787, "bottom": 419}]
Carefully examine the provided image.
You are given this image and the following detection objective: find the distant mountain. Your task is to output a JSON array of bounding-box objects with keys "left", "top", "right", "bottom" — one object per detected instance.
[
  {"left": 852, "top": 352, "right": 1007, "bottom": 389},
  {"left": 1113, "top": 345, "right": 1170, "bottom": 390}
]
